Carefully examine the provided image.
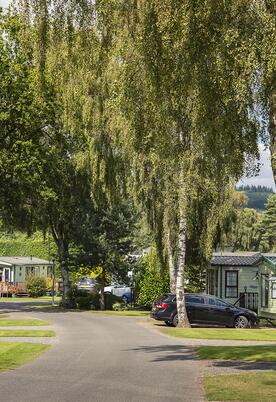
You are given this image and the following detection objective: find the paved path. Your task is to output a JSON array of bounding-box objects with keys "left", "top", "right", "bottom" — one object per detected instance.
[{"left": 0, "top": 304, "right": 204, "bottom": 402}]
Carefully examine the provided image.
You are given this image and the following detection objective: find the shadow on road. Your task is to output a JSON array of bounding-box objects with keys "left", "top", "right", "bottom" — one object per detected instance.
[
  {"left": 0, "top": 302, "right": 73, "bottom": 314},
  {"left": 125, "top": 344, "right": 199, "bottom": 362},
  {"left": 125, "top": 344, "right": 276, "bottom": 372}
]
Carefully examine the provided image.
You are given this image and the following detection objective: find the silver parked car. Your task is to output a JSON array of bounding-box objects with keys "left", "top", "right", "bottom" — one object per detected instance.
[{"left": 77, "top": 277, "right": 98, "bottom": 293}]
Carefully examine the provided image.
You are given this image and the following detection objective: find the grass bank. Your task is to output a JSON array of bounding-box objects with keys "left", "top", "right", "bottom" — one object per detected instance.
[
  {"left": 204, "top": 372, "right": 276, "bottom": 401},
  {"left": 0, "top": 296, "right": 61, "bottom": 302},
  {"left": 160, "top": 327, "right": 276, "bottom": 341},
  {"left": 197, "top": 345, "right": 276, "bottom": 362},
  {"left": 0, "top": 330, "right": 55, "bottom": 337},
  {"left": 0, "top": 342, "right": 50, "bottom": 372},
  {"left": 88, "top": 310, "right": 149, "bottom": 316},
  {"left": 0, "top": 319, "right": 49, "bottom": 327}
]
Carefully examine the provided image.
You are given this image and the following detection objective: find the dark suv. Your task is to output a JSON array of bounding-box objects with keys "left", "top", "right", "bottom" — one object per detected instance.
[{"left": 151, "top": 293, "right": 258, "bottom": 328}]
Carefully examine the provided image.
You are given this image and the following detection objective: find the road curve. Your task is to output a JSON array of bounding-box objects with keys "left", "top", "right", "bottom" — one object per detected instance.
[{"left": 0, "top": 306, "right": 204, "bottom": 402}]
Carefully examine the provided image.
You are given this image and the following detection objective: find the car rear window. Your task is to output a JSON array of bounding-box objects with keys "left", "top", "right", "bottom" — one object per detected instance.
[
  {"left": 162, "top": 294, "right": 176, "bottom": 302},
  {"left": 185, "top": 295, "right": 205, "bottom": 304}
]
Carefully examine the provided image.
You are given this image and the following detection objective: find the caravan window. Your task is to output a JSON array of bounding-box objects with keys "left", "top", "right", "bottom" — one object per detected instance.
[
  {"left": 261, "top": 274, "right": 269, "bottom": 308},
  {"left": 225, "top": 271, "right": 238, "bottom": 298}
]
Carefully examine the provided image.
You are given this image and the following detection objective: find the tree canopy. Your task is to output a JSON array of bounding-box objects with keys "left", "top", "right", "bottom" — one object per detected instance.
[{"left": 0, "top": 1, "right": 275, "bottom": 319}]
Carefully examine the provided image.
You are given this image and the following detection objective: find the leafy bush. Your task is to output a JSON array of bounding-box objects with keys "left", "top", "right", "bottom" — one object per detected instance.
[
  {"left": 136, "top": 247, "right": 170, "bottom": 309},
  {"left": 60, "top": 286, "right": 91, "bottom": 308},
  {"left": 45, "top": 277, "right": 53, "bottom": 293},
  {"left": 25, "top": 276, "right": 47, "bottom": 298},
  {"left": 61, "top": 285, "right": 124, "bottom": 310},
  {"left": 112, "top": 301, "right": 128, "bottom": 311},
  {"left": 104, "top": 293, "right": 123, "bottom": 309},
  {"left": 75, "top": 296, "right": 94, "bottom": 309}
]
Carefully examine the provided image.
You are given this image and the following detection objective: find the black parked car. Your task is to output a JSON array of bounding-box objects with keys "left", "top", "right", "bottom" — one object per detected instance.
[{"left": 151, "top": 293, "right": 258, "bottom": 328}]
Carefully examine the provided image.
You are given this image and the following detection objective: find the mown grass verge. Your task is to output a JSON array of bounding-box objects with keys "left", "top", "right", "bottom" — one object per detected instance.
[
  {"left": 0, "top": 319, "right": 49, "bottom": 327},
  {"left": 160, "top": 327, "right": 276, "bottom": 341},
  {"left": 204, "top": 372, "right": 276, "bottom": 401},
  {"left": 88, "top": 310, "right": 150, "bottom": 316},
  {"left": 0, "top": 297, "right": 61, "bottom": 302},
  {"left": 0, "top": 330, "right": 55, "bottom": 337},
  {"left": 0, "top": 342, "right": 50, "bottom": 372},
  {"left": 197, "top": 345, "right": 276, "bottom": 362}
]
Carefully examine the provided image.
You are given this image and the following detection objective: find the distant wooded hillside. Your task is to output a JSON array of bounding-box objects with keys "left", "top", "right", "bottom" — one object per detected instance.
[{"left": 237, "top": 185, "right": 274, "bottom": 210}]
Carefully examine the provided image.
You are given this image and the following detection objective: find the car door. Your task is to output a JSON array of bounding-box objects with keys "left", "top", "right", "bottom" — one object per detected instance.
[
  {"left": 185, "top": 295, "right": 207, "bottom": 323},
  {"left": 207, "top": 297, "right": 235, "bottom": 325}
]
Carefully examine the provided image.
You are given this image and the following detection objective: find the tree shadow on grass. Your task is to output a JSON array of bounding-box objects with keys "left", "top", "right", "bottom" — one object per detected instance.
[{"left": 210, "top": 359, "right": 276, "bottom": 372}]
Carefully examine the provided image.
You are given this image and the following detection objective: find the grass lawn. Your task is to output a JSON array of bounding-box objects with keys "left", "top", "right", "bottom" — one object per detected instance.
[
  {"left": 0, "top": 296, "right": 61, "bottom": 302},
  {"left": 88, "top": 310, "right": 150, "bottom": 316},
  {"left": 0, "top": 342, "right": 50, "bottom": 372},
  {"left": 204, "top": 372, "right": 276, "bottom": 401},
  {"left": 0, "top": 330, "right": 55, "bottom": 337},
  {"left": 197, "top": 345, "right": 276, "bottom": 362},
  {"left": 0, "top": 319, "right": 50, "bottom": 327},
  {"left": 160, "top": 327, "right": 276, "bottom": 341}
]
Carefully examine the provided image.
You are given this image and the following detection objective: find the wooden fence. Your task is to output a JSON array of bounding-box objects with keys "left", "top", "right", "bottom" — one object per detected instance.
[{"left": 0, "top": 282, "right": 26, "bottom": 297}]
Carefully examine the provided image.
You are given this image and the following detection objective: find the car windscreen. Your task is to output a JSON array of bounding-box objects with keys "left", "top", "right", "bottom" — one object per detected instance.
[{"left": 78, "top": 278, "right": 96, "bottom": 285}]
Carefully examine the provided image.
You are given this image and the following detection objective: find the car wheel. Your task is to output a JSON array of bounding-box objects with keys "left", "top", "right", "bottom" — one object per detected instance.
[
  {"left": 172, "top": 314, "right": 178, "bottom": 327},
  {"left": 165, "top": 321, "right": 173, "bottom": 327},
  {"left": 122, "top": 296, "right": 128, "bottom": 303},
  {"left": 234, "top": 315, "right": 249, "bottom": 329}
]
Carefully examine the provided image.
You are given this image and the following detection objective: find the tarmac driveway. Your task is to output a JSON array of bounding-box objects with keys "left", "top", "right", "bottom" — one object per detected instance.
[{"left": 0, "top": 304, "right": 204, "bottom": 402}]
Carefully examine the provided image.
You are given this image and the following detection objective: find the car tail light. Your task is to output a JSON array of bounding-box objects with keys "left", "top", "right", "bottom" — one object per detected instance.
[{"left": 156, "top": 302, "right": 169, "bottom": 309}]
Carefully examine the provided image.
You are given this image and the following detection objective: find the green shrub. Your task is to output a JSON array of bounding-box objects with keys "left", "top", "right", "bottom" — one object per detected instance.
[
  {"left": 60, "top": 285, "right": 124, "bottom": 310},
  {"left": 25, "top": 276, "right": 47, "bottom": 298},
  {"left": 75, "top": 296, "right": 93, "bottom": 309},
  {"left": 112, "top": 301, "right": 128, "bottom": 311},
  {"left": 136, "top": 247, "right": 170, "bottom": 309},
  {"left": 60, "top": 286, "right": 91, "bottom": 308},
  {"left": 104, "top": 293, "right": 123, "bottom": 309}
]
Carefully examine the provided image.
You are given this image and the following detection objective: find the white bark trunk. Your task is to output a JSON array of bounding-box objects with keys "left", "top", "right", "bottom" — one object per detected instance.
[
  {"left": 100, "top": 266, "right": 106, "bottom": 310},
  {"left": 176, "top": 168, "right": 190, "bottom": 328},
  {"left": 168, "top": 229, "right": 176, "bottom": 293}
]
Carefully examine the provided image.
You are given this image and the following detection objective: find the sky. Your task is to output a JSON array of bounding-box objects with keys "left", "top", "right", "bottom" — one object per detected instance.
[
  {"left": 1, "top": 0, "right": 275, "bottom": 191},
  {"left": 238, "top": 144, "right": 275, "bottom": 190}
]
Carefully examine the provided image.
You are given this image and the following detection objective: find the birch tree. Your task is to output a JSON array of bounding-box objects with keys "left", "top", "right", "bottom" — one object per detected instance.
[{"left": 118, "top": 0, "right": 260, "bottom": 326}]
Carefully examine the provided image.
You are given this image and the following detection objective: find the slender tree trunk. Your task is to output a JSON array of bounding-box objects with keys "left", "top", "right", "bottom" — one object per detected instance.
[
  {"left": 167, "top": 229, "right": 177, "bottom": 293},
  {"left": 100, "top": 266, "right": 106, "bottom": 310},
  {"left": 269, "top": 85, "right": 276, "bottom": 186},
  {"left": 59, "top": 253, "right": 71, "bottom": 302},
  {"left": 50, "top": 221, "right": 71, "bottom": 305},
  {"left": 176, "top": 168, "right": 190, "bottom": 328}
]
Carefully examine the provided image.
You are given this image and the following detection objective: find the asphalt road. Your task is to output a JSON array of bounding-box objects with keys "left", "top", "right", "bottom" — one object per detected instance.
[{"left": 0, "top": 305, "right": 204, "bottom": 402}]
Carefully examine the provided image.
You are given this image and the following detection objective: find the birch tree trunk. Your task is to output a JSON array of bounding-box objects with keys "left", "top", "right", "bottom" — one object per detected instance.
[
  {"left": 176, "top": 167, "right": 191, "bottom": 328},
  {"left": 100, "top": 266, "right": 106, "bottom": 310},
  {"left": 269, "top": 85, "right": 276, "bottom": 186},
  {"left": 168, "top": 229, "right": 177, "bottom": 293}
]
